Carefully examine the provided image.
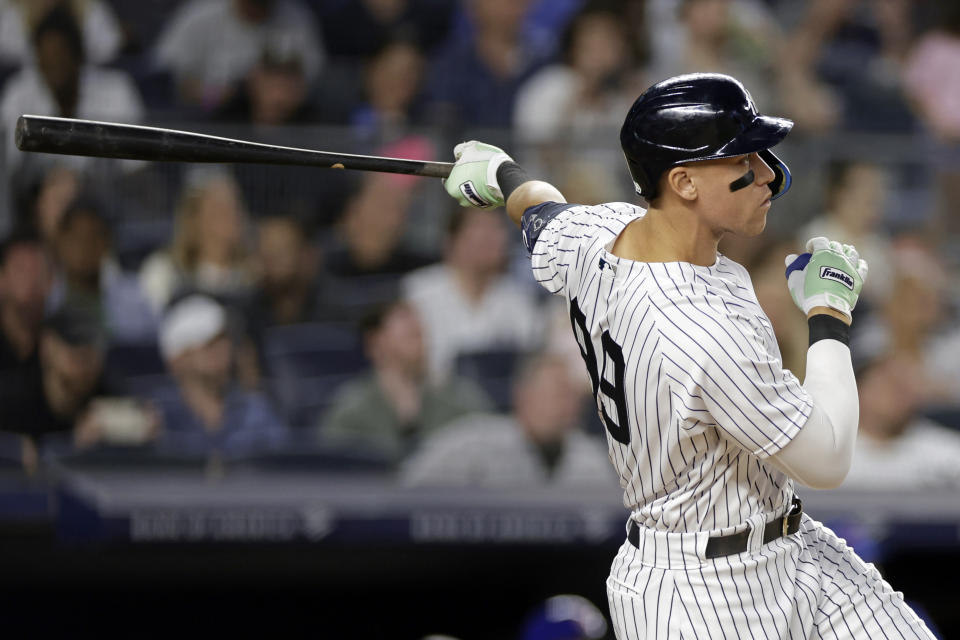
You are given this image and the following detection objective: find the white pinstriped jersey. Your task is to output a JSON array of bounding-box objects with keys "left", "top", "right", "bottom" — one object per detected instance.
[
  {"left": 523, "top": 201, "right": 812, "bottom": 533},
  {"left": 522, "top": 201, "right": 936, "bottom": 639}
]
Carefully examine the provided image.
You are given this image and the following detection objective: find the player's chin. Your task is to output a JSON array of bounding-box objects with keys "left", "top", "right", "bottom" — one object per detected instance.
[{"left": 739, "top": 211, "right": 768, "bottom": 237}]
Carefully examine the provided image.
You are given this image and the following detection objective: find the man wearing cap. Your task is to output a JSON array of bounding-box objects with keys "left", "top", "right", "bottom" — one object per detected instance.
[{"left": 153, "top": 294, "right": 289, "bottom": 457}]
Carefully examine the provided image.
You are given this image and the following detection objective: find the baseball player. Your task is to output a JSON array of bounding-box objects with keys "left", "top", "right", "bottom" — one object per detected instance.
[{"left": 441, "top": 73, "right": 935, "bottom": 638}]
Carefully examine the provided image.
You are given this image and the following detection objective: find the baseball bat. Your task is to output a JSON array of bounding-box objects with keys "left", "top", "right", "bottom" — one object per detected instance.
[{"left": 14, "top": 115, "right": 455, "bottom": 178}]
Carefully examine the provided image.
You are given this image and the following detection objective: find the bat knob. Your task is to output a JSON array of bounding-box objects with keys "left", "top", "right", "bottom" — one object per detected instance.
[
  {"left": 14, "top": 115, "right": 26, "bottom": 150},
  {"left": 13, "top": 115, "right": 40, "bottom": 151}
]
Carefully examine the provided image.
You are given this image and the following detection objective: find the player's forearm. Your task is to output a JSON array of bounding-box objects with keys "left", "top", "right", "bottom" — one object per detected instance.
[
  {"left": 802, "top": 338, "right": 858, "bottom": 469},
  {"left": 505, "top": 181, "right": 566, "bottom": 227},
  {"left": 769, "top": 318, "right": 858, "bottom": 489},
  {"left": 497, "top": 162, "right": 565, "bottom": 227}
]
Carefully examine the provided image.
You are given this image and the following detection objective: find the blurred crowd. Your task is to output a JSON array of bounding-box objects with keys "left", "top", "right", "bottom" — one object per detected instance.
[{"left": 1, "top": 0, "right": 960, "bottom": 491}]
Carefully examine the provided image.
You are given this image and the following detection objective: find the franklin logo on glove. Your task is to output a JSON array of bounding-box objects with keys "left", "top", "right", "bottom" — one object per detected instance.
[
  {"left": 819, "top": 266, "right": 855, "bottom": 290},
  {"left": 459, "top": 181, "right": 490, "bottom": 208}
]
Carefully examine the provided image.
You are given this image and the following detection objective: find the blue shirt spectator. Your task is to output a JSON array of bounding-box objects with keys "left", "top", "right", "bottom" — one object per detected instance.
[
  {"left": 154, "top": 294, "right": 290, "bottom": 458},
  {"left": 424, "top": 0, "right": 553, "bottom": 128},
  {"left": 151, "top": 385, "right": 288, "bottom": 457}
]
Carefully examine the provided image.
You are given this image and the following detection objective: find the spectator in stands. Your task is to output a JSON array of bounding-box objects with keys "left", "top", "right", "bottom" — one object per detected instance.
[
  {"left": 779, "top": 0, "right": 916, "bottom": 133},
  {"left": 215, "top": 39, "right": 317, "bottom": 127},
  {"left": 50, "top": 197, "right": 157, "bottom": 343},
  {"left": 0, "top": 0, "right": 122, "bottom": 67},
  {"left": 153, "top": 294, "right": 288, "bottom": 457},
  {"left": 318, "top": 0, "right": 454, "bottom": 59},
  {"left": 401, "top": 353, "right": 614, "bottom": 487},
  {"left": 0, "top": 228, "right": 51, "bottom": 383},
  {"left": 796, "top": 160, "right": 895, "bottom": 310},
  {"left": 294, "top": 136, "right": 438, "bottom": 322},
  {"left": 324, "top": 175, "right": 409, "bottom": 280},
  {"left": 21, "top": 164, "right": 81, "bottom": 251},
  {"left": 903, "top": 3, "right": 960, "bottom": 142},
  {"left": 317, "top": 299, "right": 491, "bottom": 464},
  {"left": 513, "top": 1, "right": 645, "bottom": 205},
  {"left": 423, "top": 0, "right": 552, "bottom": 128},
  {"left": 213, "top": 39, "right": 346, "bottom": 228},
  {"left": 514, "top": 3, "right": 642, "bottom": 145},
  {"left": 403, "top": 207, "right": 541, "bottom": 382},
  {"left": 843, "top": 322, "right": 960, "bottom": 488},
  {"left": 251, "top": 215, "right": 323, "bottom": 327},
  {"left": 139, "top": 168, "right": 255, "bottom": 313},
  {"left": 902, "top": 3, "right": 960, "bottom": 238},
  {"left": 350, "top": 39, "right": 426, "bottom": 140},
  {"left": 0, "top": 303, "right": 106, "bottom": 471},
  {"left": 877, "top": 240, "right": 960, "bottom": 410},
  {"left": 35, "top": 303, "right": 105, "bottom": 425},
  {"left": 153, "top": 0, "right": 323, "bottom": 111},
  {"left": 645, "top": 0, "right": 783, "bottom": 113},
  {"left": 0, "top": 4, "right": 143, "bottom": 168},
  {"left": 31, "top": 303, "right": 162, "bottom": 458},
  {"left": 46, "top": 201, "right": 108, "bottom": 293}
]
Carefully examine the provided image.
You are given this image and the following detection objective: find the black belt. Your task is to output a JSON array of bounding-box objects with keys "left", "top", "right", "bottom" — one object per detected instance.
[{"left": 628, "top": 498, "right": 803, "bottom": 559}]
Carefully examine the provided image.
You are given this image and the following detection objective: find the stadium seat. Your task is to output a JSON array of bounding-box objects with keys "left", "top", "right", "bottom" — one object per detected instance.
[
  {"left": 261, "top": 322, "right": 369, "bottom": 427},
  {"left": 103, "top": 342, "right": 168, "bottom": 393}
]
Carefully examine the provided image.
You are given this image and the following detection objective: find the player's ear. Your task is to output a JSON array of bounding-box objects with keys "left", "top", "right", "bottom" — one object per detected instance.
[{"left": 665, "top": 166, "right": 697, "bottom": 202}]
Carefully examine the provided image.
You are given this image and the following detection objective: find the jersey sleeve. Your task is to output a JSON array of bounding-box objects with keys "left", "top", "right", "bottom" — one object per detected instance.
[
  {"left": 658, "top": 296, "right": 813, "bottom": 459},
  {"left": 521, "top": 201, "right": 638, "bottom": 297}
]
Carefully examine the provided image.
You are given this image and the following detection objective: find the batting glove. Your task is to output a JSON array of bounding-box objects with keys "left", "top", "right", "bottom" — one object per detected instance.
[
  {"left": 443, "top": 141, "right": 513, "bottom": 209},
  {"left": 784, "top": 237, "right": 868, "bottom": 322}
]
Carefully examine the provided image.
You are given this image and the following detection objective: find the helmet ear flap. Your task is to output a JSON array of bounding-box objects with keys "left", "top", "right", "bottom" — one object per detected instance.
[{"left": 759, "top": 149, "right": 792, "bottom": 200}]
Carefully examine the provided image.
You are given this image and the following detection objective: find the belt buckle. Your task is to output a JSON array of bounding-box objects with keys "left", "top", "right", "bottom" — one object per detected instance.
[{"left": 781, "top": 516, "right": 789, "bottom": 538}]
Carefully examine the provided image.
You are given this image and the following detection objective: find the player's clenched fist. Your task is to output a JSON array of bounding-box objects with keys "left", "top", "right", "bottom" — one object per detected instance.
[
  {"left": 443, "top": 140, "right": 513, "bottom": 208},
  {"left": 784, "top": 237, "right": 868, "bottom": 322}
]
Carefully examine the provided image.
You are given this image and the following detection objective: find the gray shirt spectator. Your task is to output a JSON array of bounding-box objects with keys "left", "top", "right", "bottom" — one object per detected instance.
[
  {"left": 401, "top": 413, "right": 613, "bottom": 487},
  {"left": 402, "top": 353, "right": 615, "bottom": 488},
  {"left": 846, "top": 417, "right": 960, "bottom": 489},
  {"left": 153, "top": 0, "right": 324, "bottom": 110}
]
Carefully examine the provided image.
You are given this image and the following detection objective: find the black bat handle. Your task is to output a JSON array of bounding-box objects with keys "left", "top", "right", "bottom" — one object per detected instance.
[{"left": 14, "top": 115, "right": 456, "bottom": 179}]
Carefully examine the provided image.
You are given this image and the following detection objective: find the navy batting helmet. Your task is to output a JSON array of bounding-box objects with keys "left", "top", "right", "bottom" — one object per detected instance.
[{"left": 620, "top": 73, "right": 793, "bottom": 202}]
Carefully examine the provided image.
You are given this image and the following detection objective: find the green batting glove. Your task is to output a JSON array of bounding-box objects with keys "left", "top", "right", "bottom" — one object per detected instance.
[
  {"left": 443, "top": 140, "right": 513, "bottom": 208},
  {"left": 784, "top": 237, "right": 869, "bottom": 322}
]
